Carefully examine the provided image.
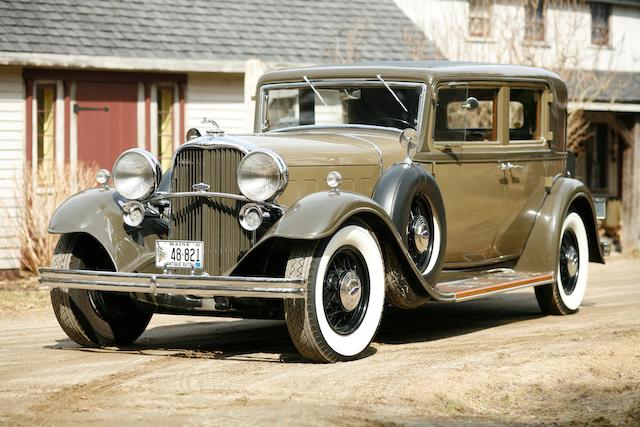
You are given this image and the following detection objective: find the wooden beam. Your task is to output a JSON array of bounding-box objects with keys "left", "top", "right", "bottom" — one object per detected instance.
[
  {"left": 25, "top": 79, "right": 33, "bottom": 162},
  {"left": 621, "top": 117, "right": 640, "bottom": 255}
]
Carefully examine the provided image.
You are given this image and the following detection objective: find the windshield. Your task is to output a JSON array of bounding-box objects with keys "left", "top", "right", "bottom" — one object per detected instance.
[{"left": 261, "top": 81, "right": 424, "bottom": 132}]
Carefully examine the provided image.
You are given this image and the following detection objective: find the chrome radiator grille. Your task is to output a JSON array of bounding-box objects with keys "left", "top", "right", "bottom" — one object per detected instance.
[{"left": 170, "top": 147, "right": 252, "bottom": 275}]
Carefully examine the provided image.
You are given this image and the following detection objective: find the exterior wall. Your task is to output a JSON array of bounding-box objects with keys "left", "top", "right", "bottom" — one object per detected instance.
[
  {"left": 0, "top": 67, "right": 24, "bottom": 270},
  {"left": 394, "top": 0, "right": 640, "bottom": 72},
  {"left": 186, "top": 73, "right": 248, "bottom": 134}
]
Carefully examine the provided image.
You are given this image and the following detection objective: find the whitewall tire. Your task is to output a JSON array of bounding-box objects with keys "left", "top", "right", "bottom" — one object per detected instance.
[
  {"left": 535, "top": 212, "right": 589, "bottom": 315},
  {"left": 284, "top": 224, "right": 385, "bottom": 362}
]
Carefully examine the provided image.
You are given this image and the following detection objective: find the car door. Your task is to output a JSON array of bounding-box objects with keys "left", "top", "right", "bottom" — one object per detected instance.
[
  {"left": 420, "top": 83, "right": 507, "bottom": 267},
  {"left": 494, "top": 85, "right": 554, "bottom": 258}
]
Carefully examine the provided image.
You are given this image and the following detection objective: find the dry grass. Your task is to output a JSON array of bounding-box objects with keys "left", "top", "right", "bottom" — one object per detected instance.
[
  {"left": 11, "top": 163, "right": 97, "bottom": 276},
  {"left": 0, "top": 275, "right": 49, "bottom": 316}
]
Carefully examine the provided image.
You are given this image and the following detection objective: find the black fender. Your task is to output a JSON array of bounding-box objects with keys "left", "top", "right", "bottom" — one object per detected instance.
[
  {"left": 515, "top": 176, "right": 604, "bottom": 275},
  {"left": 372, "top": 163, "right": 447, "bottom": 295},
  {"left": 48, "top": 188, "right": 167, "bottom": 272},
  {"left": 232, "top": 190, "right": 454, "bottom": 306}
]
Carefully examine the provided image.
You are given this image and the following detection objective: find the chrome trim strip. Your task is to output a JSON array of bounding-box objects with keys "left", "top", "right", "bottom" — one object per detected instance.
[
  {"left": 453, "top": 276, "right": 554, "bottom": 302},
  {"left": 39, "top": 268, "right": 307, "bottom": 299},
  {"left": 151, "top": 191, "right": 249, "bottom": 202},
  {"left": 149, "top": 191, "right": 286, "bottom": 210}
]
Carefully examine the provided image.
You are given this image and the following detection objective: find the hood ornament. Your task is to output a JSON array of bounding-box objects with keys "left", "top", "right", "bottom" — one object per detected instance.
[
  {"left": 202, "top": 117, "right": 224, "bottom": 136},
  {"left": 192, "top": 182, "right": 210, "bottom": 192},
  {"left": 185, "top": 117, "right": 225, "bottom": 141}
]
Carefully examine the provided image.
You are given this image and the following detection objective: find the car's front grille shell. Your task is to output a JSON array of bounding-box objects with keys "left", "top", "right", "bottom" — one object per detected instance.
[{"left": 170, "top": 147, "right": 252, "bottom": 275}]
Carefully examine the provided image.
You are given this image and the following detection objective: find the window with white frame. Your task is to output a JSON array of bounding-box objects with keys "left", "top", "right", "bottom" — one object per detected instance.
[
  {"left": 35, "top": 84, "right": 56, "bottom": 181},
  {"left": 469, "top": 0, "right": 493, "bottom": 39},
  {"left": 524, "top": 0, "right": 546, "bottom": 43},
  {"left": 591, "top": 2, "right": 611, "bottom": 46},
  {"left": 157, "top": 85, "right": 175, "bottom": 170}
]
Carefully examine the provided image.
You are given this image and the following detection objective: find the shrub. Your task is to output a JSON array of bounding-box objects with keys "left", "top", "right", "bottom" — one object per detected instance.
[{"left": 11, "top": 162, "right": 97, "bottom": 275}]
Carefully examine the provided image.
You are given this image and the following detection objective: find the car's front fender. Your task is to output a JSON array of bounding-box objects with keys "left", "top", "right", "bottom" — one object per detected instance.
[
  {"left": 48, "top": 188, "right": 167, "bottom": 272},
  {"left": 233, "top": 191, "right": 452, "bottom": 303}
]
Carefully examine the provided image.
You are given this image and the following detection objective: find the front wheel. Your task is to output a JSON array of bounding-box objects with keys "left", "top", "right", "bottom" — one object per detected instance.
[
  {"left": 535, "top": 212, "right": 590, "bottom": 315},
  {"left": 50, "top": 235, "right": 153, "bottom": 347},
  {"left": 284, "top": 224, "right": 385, "bottom": 363}
]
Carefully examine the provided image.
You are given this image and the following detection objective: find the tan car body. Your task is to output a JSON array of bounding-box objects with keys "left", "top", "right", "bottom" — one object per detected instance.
[{"left": 46, "top": 61, "right": 603, "bottom": 307}]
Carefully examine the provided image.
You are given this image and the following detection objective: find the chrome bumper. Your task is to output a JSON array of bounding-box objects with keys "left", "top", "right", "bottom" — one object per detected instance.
[{"left": 39, "top": 268, "right": 306, "bottom": 299}]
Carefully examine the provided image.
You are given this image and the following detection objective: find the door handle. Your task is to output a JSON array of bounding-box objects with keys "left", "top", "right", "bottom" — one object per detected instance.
[
  {"left": 498, "top": 162, "right": 523, "bottom": 171},
  {"left": 73, "top": 104, "right": 109, "bottom": 114}
]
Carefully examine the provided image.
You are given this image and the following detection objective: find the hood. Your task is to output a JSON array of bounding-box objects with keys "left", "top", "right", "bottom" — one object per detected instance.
[{"left": 183, "top": 128, "right": 405, "bottom": 169}]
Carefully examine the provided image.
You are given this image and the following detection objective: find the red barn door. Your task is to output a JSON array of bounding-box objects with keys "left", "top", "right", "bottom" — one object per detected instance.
[{"left": 76, "top": 82, "right": 138, "bottom": 169}]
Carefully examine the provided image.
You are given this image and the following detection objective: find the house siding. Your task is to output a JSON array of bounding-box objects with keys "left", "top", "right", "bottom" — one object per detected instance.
[
  {"left": 0, "top": 67, "right": 24, "bottom": 270},
  {"left": 186, "top": 73, "right": 248, "bottom": 134}
]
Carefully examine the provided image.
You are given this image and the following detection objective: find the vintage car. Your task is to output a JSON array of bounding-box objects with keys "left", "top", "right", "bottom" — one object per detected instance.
[{"left": 40, "top": 61, "right": 607, "bottom": 363}]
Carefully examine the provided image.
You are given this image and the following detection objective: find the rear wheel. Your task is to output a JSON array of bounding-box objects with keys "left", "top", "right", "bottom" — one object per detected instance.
[
  {"left": 405, "top": 194, "right": 443, "bottom": 276},
  {"left": 50, "top": 235, "right": 153, "bottom": 347},
  {"left": 284, "top": 224, "right": 385, "bottom": 362},
  {"left": 535, "top": 212, "right": 589, "bottom": 315}
]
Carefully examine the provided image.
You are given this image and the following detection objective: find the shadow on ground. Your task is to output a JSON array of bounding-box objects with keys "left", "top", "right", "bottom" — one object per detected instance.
[{"left": 48, "top": 290, "right": 544, "bottom": 362}]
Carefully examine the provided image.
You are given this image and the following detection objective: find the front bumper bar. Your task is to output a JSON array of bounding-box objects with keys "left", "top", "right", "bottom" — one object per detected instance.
[{"left": 39, "top": 268, "right": 307, "bottom": 299}]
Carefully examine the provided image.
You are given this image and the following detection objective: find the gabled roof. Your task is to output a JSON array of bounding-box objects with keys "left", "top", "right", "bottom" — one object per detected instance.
[
  {"left": 567, "top": 70, "right": 640, "bottom": 104},
  {"left": 0, "top": 0, "right": 442, "bottom": 71},
  {"left": 595, "top": 71, "right": 640, "bottom": 103}
]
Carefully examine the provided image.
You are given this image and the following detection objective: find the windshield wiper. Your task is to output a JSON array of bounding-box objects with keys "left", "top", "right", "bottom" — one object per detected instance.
[
  {"left": 376, "top": 74, "right": 408, "bottom": 113},
  {"left": 303, "top": 76, "right": 328, "bottom": 106}
]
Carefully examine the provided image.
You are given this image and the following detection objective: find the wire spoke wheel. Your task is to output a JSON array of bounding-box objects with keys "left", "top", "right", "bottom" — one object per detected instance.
[
  {"left": 284, "top": 224, "right": 385, "bottom": 362},
  {"left": 535, "top": 212, "right": 589, "bottom": 315},
  {"left": 322, "top": 246, "right": 370, "bottom": 335},
  {"left": 406, "top": 195, "right": 434, "bottom": 272},
  {"left": 559, "top": 229, "right": 580, "bottom": 295}
]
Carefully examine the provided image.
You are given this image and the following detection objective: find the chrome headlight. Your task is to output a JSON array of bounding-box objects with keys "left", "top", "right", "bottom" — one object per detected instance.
[
  {"left": 112, "top": 149, "right": 161, "bottom": 200},
  {"left": 237, "top": 150, "right": 288, "bottom": 202}
]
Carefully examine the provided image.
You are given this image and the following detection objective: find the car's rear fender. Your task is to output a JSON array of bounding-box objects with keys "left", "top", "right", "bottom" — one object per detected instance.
[
  {"left": 48, "top": 188, "right": 167, "bottom": 272},
  {"left": 515, "top": 176, "right": 604, "bottom": 274}
]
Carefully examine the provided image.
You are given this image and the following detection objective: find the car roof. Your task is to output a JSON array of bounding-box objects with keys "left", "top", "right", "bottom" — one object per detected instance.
[{"left": 257, "top": 61, "right": 566, "bottom": 99}]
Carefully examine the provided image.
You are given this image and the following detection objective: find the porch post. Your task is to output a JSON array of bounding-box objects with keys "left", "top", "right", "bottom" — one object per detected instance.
[{"left": 621, "top": 116, "right": 640, "bottom": 255}]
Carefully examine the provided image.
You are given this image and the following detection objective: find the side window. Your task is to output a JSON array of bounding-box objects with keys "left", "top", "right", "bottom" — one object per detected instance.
[
  {"left": 434, "top": 87, "right": 499, "bottom": 143},
  {"left": 509, "top": 88, "right": 541, "bottom": 141}
]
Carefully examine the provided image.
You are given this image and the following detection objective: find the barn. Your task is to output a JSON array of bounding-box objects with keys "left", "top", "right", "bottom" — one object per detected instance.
[{"left": 0, "top": 0, "right": 440, "bottom": 273}]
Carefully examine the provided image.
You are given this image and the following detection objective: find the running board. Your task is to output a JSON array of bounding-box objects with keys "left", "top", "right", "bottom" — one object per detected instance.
[{"left": 435, "top": 270, "right": 554, "bottom": 302}]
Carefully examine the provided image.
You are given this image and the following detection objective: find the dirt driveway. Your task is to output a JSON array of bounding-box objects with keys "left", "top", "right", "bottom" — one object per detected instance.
[{"left": 1, "top": 256, "right": 639, "bottom": 426}]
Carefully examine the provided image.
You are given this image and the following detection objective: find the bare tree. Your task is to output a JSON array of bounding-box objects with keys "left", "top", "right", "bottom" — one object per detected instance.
[{"left": 410, "top": 0, "right": 627, "bottom": 154}]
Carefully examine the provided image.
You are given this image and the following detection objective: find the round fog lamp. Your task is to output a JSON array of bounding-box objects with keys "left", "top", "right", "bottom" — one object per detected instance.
[
  {"left": 122, "top": 200, "right": 145, "bottom": 227},
  {"left": 239, "top": 203, "right": 263, "bottom": 231},
  {"left": 96, "top": 169, "right": 111, "bottom": 187}
]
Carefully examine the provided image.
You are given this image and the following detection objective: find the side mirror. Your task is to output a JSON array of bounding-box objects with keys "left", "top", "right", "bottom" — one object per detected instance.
[
  {"left": 399, "top": 128, "right": 418, "bottom": 164},
  {"left": 462, "top": 97, "right": 479, "bottom": 111}
]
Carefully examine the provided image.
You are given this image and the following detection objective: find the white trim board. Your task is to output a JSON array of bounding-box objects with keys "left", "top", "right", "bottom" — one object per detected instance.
[{"left": 570, "top": 101, "right": 640, "bottom": 113}]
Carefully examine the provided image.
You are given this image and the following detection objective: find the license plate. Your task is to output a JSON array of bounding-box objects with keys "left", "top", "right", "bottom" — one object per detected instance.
[{"left": 155, "top": 240, "right": 204, "bottom": 269}]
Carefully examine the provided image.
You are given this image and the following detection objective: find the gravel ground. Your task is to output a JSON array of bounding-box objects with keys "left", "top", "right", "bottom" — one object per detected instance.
[{"left": 0, "top": 256, "right": 639, "bottom": 426}]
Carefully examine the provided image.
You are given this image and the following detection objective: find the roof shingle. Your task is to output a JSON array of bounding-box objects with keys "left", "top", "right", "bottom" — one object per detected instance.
[{"left": 0, "top": 0, "right": 442, "bottom": 63}]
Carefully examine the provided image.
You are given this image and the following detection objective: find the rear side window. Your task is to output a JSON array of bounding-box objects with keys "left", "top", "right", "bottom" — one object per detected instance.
[
  {"left": 434, "top": 87, "right": 499, "bottom": 142},
  {"left": 509, "top": 89, "right": 541, "bottom": 141}
]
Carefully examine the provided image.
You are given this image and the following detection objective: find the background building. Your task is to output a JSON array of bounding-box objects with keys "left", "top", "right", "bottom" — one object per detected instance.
[
  {"left": 0, "top": 0, "right": 439, "bottom": 273},
  {"left": 394, "top": 0, "right": 640, "bottom": 252},
  {"left": 1, "top": 0, "right": 639, "bottom": 273}
]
